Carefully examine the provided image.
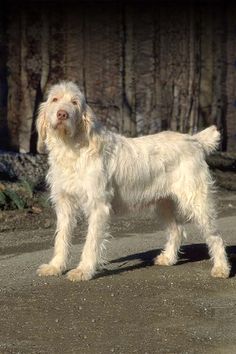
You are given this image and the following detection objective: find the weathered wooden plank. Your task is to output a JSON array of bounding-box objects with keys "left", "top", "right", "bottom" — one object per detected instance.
[
  {"left": 122, "top": 4, "right": 136, "bottom": 136},
  {"left": 7, "top": 6, "right": 22, "bottom": 150},
  {"left": 0, "top": 3, "right": 8, "bottom": 149},
  {"left": 83, "top": 4, "right": 103, "bottom": 116},
  {"left": 158, "top": 4, "right": 174, "bottom": 131},
  {"left": 199, "top": 4, "right": 213, "bottom": 130},
  {"left": 187, "top": 5, "right": 201, "bottom": 135},
  {"left": 102, "top": 4, "right": 123, "bottom": 133},
  {"left": 83, "top": 3, "right": 123, "bottom": 132},
  {"left": 211, "top": 4, "right": 227, "bottom": 143},
  {"left": 154, "top": 4, "right": 192, "bottom": 134},
  {"left": 47, "top": 5, "right": 66, "bottom": 84},
  {"left": 18, "top": 8, "right": 42, "bottom": 153},
  {"left": 157, "top": 4, "right": 194, "bottom": 133},
  {"left": 225, "top": 3, "right": 236, "bottom": 151},
  {"left": 40, "top": 10, "right": 50, "bottom": 94},
  {"left": 152, "top": 6, "right": 162, "bottom": 133},
  {"left": 64, "top": 5, "right": 84, "bottom": 89},
  {"left": 171, "top": 5, "right": 191, "bottom": 133},
  {"left": 131, "top": 3, "right": 155, "bottom": 136}
]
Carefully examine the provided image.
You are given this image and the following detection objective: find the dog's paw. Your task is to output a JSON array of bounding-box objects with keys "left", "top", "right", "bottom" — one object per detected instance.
[
  {"left": 211, "top": 265, "right": 230, "bottom": 278},
  {"left": 37, "top": 264, "right": 62, "bottom": 277},
  {"left": 67, "top": 267, "right": 93, "bottom": 282},
  {"left": 154, "top": 253, "right": 175, "bottom": 266}
]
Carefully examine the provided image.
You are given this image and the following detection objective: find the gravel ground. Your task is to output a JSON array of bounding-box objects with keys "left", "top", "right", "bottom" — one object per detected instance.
[{"left": 0, "top": 190, "right": 236, "bottom": 354}]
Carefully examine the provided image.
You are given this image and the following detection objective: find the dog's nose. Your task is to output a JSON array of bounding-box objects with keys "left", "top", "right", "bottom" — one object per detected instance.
[{"left": 57, "top": 110, "right": 69, "bottom": 121}]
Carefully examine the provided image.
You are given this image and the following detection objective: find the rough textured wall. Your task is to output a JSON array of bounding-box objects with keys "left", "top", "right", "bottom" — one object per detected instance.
[
  {"left": 0, "top": 2, "right": 8, "bottom": 149},
  {"left": 0, "top": 1, "right": 236, "bottom": 152}
]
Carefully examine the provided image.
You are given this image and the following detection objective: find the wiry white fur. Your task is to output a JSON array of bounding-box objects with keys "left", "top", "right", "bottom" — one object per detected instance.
[{"left": 36, "top": 81, "right": 230, "bottom": 281}]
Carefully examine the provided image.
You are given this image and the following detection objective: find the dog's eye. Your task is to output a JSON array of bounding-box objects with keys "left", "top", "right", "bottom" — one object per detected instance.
[
  {"left": 52, "top": 97, "right": 58, "bottom": 103},
  {"left": 72, "top": 100, "right": 77, "bottom": 106}
]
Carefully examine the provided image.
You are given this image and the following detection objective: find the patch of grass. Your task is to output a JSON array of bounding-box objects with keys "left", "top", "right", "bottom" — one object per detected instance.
[
  {"left": 0, "top": 180, "right": 50, "bottom": 210},
  {"left": 0, "top": 190, "right": 7, "bottom": 206},
  {"left": 0, "top": 188, "right": 25, "bottom": 210},
  {"left": 20, "top": 179, "right": 35, "bottom": 199},
  {"left": 37, "top": 194, "right": 50, "bottom": 209}
]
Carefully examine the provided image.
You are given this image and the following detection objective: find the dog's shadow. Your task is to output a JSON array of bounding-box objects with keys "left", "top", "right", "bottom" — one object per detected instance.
[{"left": 99, "top": 244, "right": 236, "bottom": 278}]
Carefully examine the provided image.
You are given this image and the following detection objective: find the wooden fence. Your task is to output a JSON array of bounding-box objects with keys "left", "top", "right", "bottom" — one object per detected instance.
[{"left": 0, "top": 1, "right": 236, "bottom": 152}]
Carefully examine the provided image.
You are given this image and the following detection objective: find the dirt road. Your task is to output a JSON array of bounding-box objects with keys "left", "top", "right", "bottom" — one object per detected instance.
[{"left": 0, "top": 191, "right": 236, "bottom": 354}]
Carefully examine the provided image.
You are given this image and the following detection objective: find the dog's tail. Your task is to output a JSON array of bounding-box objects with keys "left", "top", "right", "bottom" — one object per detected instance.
[{"left": 194, "top": 125, "right": 220, "bottom": 155}]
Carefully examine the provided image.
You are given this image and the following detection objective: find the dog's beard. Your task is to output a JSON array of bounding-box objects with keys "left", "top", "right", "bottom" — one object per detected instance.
[
  {"left": 58, "top": 125, "right": 68, "bottom": 138},
  {"left": 53, "top": 122, "right": 72, "bottom": 139},
  {"left": 51, "top": 117, "right": 87, "bottom": 144}
]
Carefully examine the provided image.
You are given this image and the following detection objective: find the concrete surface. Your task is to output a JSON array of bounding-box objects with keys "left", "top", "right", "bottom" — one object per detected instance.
[{"left": 0, "top": 193, "right": 236, "bottom": 354}]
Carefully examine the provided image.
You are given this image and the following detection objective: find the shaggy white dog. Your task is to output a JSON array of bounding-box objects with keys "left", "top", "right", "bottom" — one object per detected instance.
[{"left": 36, "top": 81, "right": 230, "bottom": 281}]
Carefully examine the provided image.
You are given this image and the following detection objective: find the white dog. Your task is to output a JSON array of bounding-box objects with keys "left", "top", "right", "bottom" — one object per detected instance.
[{"left": 36, "top": 81, "right": 230, "bottom": 281}]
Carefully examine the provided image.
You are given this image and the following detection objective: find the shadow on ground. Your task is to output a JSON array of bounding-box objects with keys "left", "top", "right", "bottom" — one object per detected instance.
[{"left": 100, "top": 243, "right": 236, "bottom": 278}]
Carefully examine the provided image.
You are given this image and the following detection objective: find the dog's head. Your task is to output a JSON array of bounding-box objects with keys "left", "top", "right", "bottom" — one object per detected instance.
[{"left": 37, "top": 81, "right": 95, "bottom": 152}]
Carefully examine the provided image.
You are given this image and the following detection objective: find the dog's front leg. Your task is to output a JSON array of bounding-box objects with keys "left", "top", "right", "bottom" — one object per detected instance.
[
  {"left": 37, "top": 195, "right": 76, "bottom": 277},
  {"left": 67, "top": 203, "right": 110, "bottom": 281}
]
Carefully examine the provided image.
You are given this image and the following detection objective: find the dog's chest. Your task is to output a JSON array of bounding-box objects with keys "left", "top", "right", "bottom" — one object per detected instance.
[{"left": 48, "top": 153, "right": 88, "bottom": 197}]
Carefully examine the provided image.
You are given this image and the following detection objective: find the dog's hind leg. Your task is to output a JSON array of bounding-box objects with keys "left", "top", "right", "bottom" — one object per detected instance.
[
  {"left": 192, "top": 193, "right": 230, "bottom": 278},
  {"left": 154, "top": 199, "right": 184, "bottom": 266}
]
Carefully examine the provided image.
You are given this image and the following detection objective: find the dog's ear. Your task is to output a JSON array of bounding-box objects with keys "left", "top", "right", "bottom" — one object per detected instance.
[
  {"left": 82, "top": 104, "right": 95, "bottom": 133},
  {"left": 82, "top": 104, "right": 103, "bottom": 152},
  {"left": 36, "top": 102, "right": 47, "bottom": 154}
]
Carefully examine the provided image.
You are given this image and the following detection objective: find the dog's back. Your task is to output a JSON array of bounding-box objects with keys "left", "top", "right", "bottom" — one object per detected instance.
[{"left": 109, "top": 126, "right": 218, "bottom": 213}]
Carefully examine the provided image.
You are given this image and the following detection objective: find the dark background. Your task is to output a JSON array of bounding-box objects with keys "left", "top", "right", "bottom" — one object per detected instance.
[{"left": 0, "top": 0, "right": 236, "bottom": 153}]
